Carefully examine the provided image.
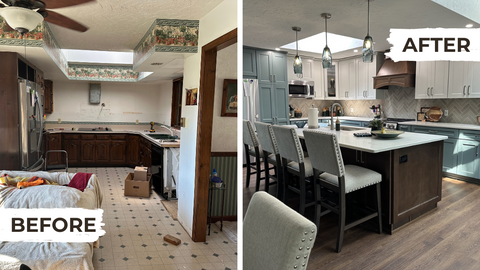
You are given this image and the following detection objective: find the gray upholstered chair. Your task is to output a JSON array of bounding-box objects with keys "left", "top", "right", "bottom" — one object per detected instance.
[
  {"left": 303, "top": 130, "right": 382, "bottom": 253},
  {"left": 243, "top": 120, "right": 266, "bottom": 191},
  {"left": 244, "top": 191, "right": 317, "bottom": 270},
  {"left": 272, "top": 125, "right": 315, "bottom": 215},
  {"left": 254, "top": 122, "right": 281, "bottom": 196}
]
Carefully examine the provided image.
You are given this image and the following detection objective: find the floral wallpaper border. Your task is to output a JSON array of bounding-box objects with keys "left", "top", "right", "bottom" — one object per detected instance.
[
  {"left": 42, "top": 23, "right": 69, "bottom": 76},
  {"left": 67, "top": 64, "right": 150, "bottom": 82},
  {"left": 45, "top": 121, "right": 164, "bottom": 126},
  {"left": 133, "top": 19, "right": 199, "bottom": 69}
]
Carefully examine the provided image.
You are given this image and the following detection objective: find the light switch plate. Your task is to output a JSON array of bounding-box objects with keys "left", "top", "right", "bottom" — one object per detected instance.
[{"left": 444, "top": 110, "right": 448, "bottom": 116}]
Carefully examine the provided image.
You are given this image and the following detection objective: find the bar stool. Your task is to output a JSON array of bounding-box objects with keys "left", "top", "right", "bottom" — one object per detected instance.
[
  {"left": 254, "top": 122, "right": 281, "bottom": 196},
  {"left": 303, "top": 130, "right": 382, "bottom": 253},
  {"left": 272, "top": 125, "right": 315, "bottom": 215},
  {"left": 243, "top": 120, "right": 266, "bottom": 191}
]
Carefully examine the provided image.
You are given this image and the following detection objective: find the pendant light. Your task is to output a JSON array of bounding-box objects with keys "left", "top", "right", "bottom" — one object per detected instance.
[
  {"left": 363, "top": 0, "right": 374, "bottom": 62},
  {"left": 292, "top": 26, "right": 303, "bottom": 78},
  {"left": 321, "top": 13, "right": 332, "bottom": 69}
]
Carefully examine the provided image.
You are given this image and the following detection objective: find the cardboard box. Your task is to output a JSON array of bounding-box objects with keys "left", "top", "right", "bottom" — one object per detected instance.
[
  {"left": 124, "top": 172, "right": 151, "bottom": 198},
  {"left": 134, "top": 166, "right": 148, "bottom": 181}
]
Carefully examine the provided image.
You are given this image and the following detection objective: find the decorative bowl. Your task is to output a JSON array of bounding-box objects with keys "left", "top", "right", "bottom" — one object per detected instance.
[
  {"left": 425, "top": 107, "right": 443, "bottom": 122},
  {"left": 295, "top": 121, "right": 307, "bottom": 128},
  {"left": 371, "top": 130, "right": 404, "bottom": 138}
]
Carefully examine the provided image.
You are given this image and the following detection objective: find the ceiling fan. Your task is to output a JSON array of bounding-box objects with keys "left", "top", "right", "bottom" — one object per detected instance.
[{"left": 0, "top": 0, "right": 95, "bottom": 34}]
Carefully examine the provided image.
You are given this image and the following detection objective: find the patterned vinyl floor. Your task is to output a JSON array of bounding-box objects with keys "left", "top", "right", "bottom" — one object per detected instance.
[{"left": 67, "top": 167, "right": 237, "bottom": 270}]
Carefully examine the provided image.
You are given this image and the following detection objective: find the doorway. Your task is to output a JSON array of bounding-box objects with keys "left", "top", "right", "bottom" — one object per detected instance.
[
  {"left": 171, "top": 77, "right": 183, "bottom": 128},
  {"left": 191, "top": 28, "right": 237, "bottom": 242}
]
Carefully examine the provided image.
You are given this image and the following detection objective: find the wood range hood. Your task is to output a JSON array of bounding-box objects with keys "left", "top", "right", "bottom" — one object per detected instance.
[{"left": 373, "top": 58, "right": 416, "bottom": 89}]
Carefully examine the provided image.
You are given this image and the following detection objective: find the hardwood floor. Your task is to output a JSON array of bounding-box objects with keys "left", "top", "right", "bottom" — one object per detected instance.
[{"left": 243, "top": 165, "right": 480, "bottom": 269}]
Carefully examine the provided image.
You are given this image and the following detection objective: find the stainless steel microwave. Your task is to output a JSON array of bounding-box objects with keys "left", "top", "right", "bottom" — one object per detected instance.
[{"left": 288, "top": 80, "right": 314, "bottom": 98}]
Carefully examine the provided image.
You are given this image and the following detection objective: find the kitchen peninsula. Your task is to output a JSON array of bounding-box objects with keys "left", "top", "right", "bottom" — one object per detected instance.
[{"left": 295, "top": 127, "right": 447, "bottom": 233}]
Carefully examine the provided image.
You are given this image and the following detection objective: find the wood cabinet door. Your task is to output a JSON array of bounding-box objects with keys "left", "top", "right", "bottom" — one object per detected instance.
[
  {"left": 127, "top": 135, "right": 140, "bottom": 165},
  {"left": 457, "top": 140, "right": 480, "bottom": 178},
  {"left": 64, "top": 140, "right": 80, "bottom": 165},
  {"left": 95, "top": 141, "right": 110, "bottom": 163},
  {"left": 243, "top": 48, "right": 257, "bottom": 77},
  {"left": 258, "top": 83, "right": 274, "bottom": 124},
  {"left": 110, "top": 141, "right": 126, "bottom": 163},
  {"left": 144, "top": 148, "right": 152, "bottom": 168},
  {"left": 256, "top": 50, "right": 273, "bottom": 84},
  {"left": 81, "top": 141, "right": 95, "bottom": 163},
  {"left": 46, "top": 134, "right": 62, "bottom": 166},
  {"left": 44, "top": 80, "right": 53, "bottom": 114},
  {"left": 274, "top": 82, "right": 289, "bottom": 125}
]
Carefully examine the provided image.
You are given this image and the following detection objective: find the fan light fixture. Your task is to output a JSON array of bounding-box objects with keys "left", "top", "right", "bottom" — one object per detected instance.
[
  {"left": 363, "top": 0, "right": 374, "bottom": 63},
  {"left": 292, "top": 26, "right": 303, "bottom": 77},
  {"left": 0, "top": 7, "right": 44, "bottom": 34},
  {"left": 321, "top": 13, "right": 332, "bottom": 69}
]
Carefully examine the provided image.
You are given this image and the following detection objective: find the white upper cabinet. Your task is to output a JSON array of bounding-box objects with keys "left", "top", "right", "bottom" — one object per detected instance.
[
  {"left": 312, "top": 60, "right": 324, "bottom": 99},
  {"left": 338, "top": 59, "right": 356, "bottom": 100},
  {"left": 449, "top": 62, "right": 480, "bottom": 98},
  {"left": 287, "top": 56, "right": 314, "bottom": 81},
  {"left": 356, "top": 54, "right": 385, "bottom": 100},
  {"left": 415, "top": 61, "right": 449, "bottom": 99}
]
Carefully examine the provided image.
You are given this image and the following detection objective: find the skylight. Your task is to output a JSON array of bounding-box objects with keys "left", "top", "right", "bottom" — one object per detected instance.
[
  {"left": 432, "top": 0, "right": 480, "bottom": 25},
  {"left": 62, "top": 49, "right": 133, "bottom": 65},
  {"left": 281, "top": 32, "right": 364, "bottom": 54}
]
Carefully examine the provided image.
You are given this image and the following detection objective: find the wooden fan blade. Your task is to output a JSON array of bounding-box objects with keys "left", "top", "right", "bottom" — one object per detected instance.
[
  {"left": 4, "top": 22, "right": 15, "bottom": 32},
  {"left": 40, "top": 0, "right": 95, "bottom": 9},
  {"left": 43, "top": 10, "right": 88, "bottom": 32}
]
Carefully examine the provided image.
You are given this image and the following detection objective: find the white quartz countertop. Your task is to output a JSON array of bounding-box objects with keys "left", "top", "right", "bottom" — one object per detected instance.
[
  {"left": 47, "top": 130, "right": 180, "bottom": 148},
  {"left": 398, "top": 121, "right": 480, "bottom": 131},
  {"left": 294, "top": 127, "right": 447, "bottom": 153},
  {"left": 290, "top": 116, "right": 383, "bottom": 122}
]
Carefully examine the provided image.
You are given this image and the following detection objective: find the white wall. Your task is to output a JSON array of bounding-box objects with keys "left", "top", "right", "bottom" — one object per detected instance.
[
  {"left": 211, "top": 44, "right": 237, "bottom": 152},
  {"left": 177, "top": 0, "right": 237, "bottom": 237},
  {"left": 46, "top": 81, "right": 172, "bottom": 124}
]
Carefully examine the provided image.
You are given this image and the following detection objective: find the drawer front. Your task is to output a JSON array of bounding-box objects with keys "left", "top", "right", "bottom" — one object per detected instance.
[
  {"left": 459, "top": 129, "right": 480, "bottom": 141},
  {"left": 64, "top": 134, "right": 80, "bottom": 140},
  {"left": 411, "top": 126, "right": 458, "bottom": 138},
  {"left": 96, "top": 134, "right": 110, "bottom": 140},
  {"left": 81, "top": 134, "right": 95, "bottom": 140},
  {"left": 398, "top": 125, "right": 411, "bottom": 132},
  {"left": 111, "top": 134, "right": 126, "bottom": 140}
]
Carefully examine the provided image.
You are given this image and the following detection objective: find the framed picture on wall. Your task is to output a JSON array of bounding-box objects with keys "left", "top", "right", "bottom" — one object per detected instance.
[
  {"left": 221, "top": 79, "right": 237, "bottom": 117},
  {"left": 186, "top": 88, "right": 198, "bottom": 106}
]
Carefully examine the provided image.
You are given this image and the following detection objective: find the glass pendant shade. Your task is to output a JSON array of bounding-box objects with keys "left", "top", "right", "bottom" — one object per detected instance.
[
  {"left": 363, "top": 35, "right": 374, "bottom": 62},
  {"left": 293, "top": 54, "right": 302, "bottom": 75},
  {"left": 322, "top": 46, "right": 332, "bottom": 68},
  {"left": 0, "top": 7, "right": 44, "bottom": 33}
]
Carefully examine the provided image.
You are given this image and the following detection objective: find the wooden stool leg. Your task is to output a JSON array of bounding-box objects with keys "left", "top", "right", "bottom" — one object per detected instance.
[
  {"left": 314, "top": 177, "right": 321, "bottom": 228},
  {"left": 245, "top": 145, "right": 251, "bottom": 188},
  {"left": 275, "top": 162, "right": 283, "bottom": 200},
  {"left": 255, "top": 150, "right": 261, "bottom": 192},
  {"left": 264, "top": 154, "right": 270, "bottom": 193},
  {"left": 376, "top": 183, "right": 383, "bottom": 234},
  {"left": 336, "top": 192, "right": 346, "bottom": 253},
  {"left": 282, "top": 158, "right": 288, "bottom": 203},
  {"left": 299, "top": 169, "right": 306, "bottom": 215}
]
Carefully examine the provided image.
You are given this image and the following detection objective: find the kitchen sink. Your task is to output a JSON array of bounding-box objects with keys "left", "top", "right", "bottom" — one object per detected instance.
[
  {"left": 340, "top": 126, "right": 367, "bottom": 131},
  {"left": 146, "top": 134, "right": 177, "bottom": 140}
]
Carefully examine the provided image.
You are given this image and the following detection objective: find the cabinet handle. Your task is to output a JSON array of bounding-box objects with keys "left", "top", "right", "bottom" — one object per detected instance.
[
  {"left": 273, "top": 74, "right": 276, "bottom": 82},
  {"left": 430, "top": 87, "right": 433, "bottom": 96},
  {"left": 364, "top": 91, "right": 366, "bottom": 98},
  {"left": 468, "top": 85, "right": 471, "bottom": 95},
  {"left": 463, "top": 85, "right": 466, "bottom": 95},
  {"left": 476, "top": 146, "right": 478, "bottom": 156}
]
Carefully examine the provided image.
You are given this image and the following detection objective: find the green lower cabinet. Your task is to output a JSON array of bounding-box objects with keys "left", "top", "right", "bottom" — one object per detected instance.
[
  {"left": 457, "top": 140, "right": 480, "bottom": 178},
  {"left": 443, "top": 139, "right": 458, "bottom": 174}
]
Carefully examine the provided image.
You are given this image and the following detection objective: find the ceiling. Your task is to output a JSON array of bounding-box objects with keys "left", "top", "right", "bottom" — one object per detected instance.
[
  {"left": 0, "top": 0, "right": 224, "bottom": 83},
  {"left": 244, "top": 0, "right": 477, "bottom": 59}
]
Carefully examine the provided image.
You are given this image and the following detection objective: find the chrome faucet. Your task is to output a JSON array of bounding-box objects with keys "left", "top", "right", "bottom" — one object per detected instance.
[
  {"left": 330, "top": 103, "right": 344, "bottom": 130},
  {"left": 160, "top": 124, "right": 175, "bottom": 137}
]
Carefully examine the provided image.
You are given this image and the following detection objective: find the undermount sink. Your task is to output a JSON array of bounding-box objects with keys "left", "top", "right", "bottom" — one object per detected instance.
[
  {"left": 146, "top": 133, "right": 176, "bottom": 140},
  {"left": 340, "top": 126, "right": 367, "bottom": 131}
]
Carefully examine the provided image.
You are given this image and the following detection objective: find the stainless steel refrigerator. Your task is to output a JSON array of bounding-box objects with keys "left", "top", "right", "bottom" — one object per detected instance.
[{"left": 18, "top": 78, "right": 44, "bottom": 170}]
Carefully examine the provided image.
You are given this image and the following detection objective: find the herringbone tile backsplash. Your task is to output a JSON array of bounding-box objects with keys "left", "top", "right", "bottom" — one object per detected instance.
[{"left": 289, "top": 86, "right": 480, "bottom": 125}]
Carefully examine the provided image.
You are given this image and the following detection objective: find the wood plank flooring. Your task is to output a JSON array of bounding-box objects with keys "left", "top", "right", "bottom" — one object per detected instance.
[{"left": 243, "top": 166, "right": 480, "bottom": 269}]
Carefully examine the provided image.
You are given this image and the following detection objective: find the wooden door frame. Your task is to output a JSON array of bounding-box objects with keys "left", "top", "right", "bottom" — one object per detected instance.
[
  {"left": 192, "top": 28, "right": 237, "bottom": 242},
  {"left": 170, "top": 77, "right": 183, "bottom": 128}
]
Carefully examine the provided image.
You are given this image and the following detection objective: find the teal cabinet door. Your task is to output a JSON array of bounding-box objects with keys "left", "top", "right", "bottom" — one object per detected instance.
[
  {"left": 443, "top": 139, "right": 458, "bottom": 173},
  {"left": 398, "top": 125, "right": 411, "bottom": 132},
  {"left": 243, "top": 49, "right": 257, "bottom": 77},
  {"left": 274, "top": 83, "right": 289, "bottom": 125},
  {"left": 272, "top": 52, "right": 288, "bottom": 84},
  {"left": 258, "top": 83, "right": 274, "bottom": 124},
  {"left": 457, "top": 140, "right": 480, "bottom": 178},
  {"left": 256, "top": 51, "right": 273, "bottom": 84}
]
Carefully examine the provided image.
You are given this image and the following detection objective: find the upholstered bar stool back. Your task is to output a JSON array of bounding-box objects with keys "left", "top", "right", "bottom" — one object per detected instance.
[
  {"left": 243, "top": 120, "right": 266, "bottom": 191},
  {"left": 271, "top": 125, "right": 305, "bottom": 164},
  {"left": 254, "top": 122, "right": 281, "bottom": 195},
  {"left": 244, "top": 191, "right": 317, "bottom": 270}
]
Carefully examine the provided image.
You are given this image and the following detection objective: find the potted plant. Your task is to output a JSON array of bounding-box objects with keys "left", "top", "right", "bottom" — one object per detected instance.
[{"left": 368, "top": 119, "right": 383, "bottom": 131}]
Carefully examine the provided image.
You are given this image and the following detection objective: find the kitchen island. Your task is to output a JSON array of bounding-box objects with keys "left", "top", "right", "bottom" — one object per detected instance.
[{"left": 295, "top": 127, "right": 447, "bottom": 233}]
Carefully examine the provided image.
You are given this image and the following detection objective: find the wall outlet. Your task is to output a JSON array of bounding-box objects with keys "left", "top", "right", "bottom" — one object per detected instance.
[
  {"left": 58, "top": 118, "right": 61, "bottom": 123},
  {"left": 350, "top": 108, "right": 354, "bottom": 113},
  {"left": 444, "top": 110, "right": 448, "bottom": 116},
  {"left": 136, "top": 119, "right": 139, "bottom": 125}
]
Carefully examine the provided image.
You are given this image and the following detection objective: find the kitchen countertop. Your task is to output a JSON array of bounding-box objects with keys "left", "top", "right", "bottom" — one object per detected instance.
[
  {"left": 398, "top": 121, "right": 480, "bottom": 131},
  {"left": 294, "top": 126, "right": 447, "bottom": 153},
  {"left": 290, "top": 116, "right": 385, "bottom": 122},
  {"left": 47, "top": 130, "right": 180, "bottom": 148}
]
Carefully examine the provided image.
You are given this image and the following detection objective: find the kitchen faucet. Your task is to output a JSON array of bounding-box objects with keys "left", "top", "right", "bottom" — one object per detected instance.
[
  {"left": 330, "top": 103, "right": 344, "bottom": 130},
  {"left": 160, "top": 124, "right": 175, "bottom": 137}
]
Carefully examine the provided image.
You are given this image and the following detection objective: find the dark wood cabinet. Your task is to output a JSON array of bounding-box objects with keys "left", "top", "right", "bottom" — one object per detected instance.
[
  {"left": 64, "top": 140, "right": 80, "bottom": 165},
  {"left": 95, "top": 141, "right": 110, "bottom": 163},
  {"left": 46, "top": 134, "right": 62, "bottom": 166},
  {"left": 44, "top": 80, "right": 53, "bottom": 114},
  {"left": 139, "top": 137, "right": 152, "bottom": 170},
  {"left": 127, "top": 135, "right": 140, "bottom": 165},
  {"left": 110, "top": 141, "right": 126, "bottom": 163},
  {"left": 81, "top": 141, "right": 95, "bottom": 163}
]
